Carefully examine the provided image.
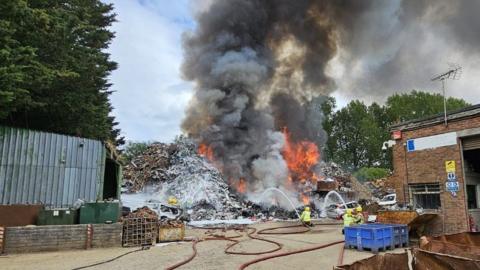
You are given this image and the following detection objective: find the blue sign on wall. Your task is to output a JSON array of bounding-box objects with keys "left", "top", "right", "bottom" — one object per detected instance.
[
  {"left": 447, "top": 172, "right": 457, "bottom": 181},
  {"left": 446, "top": 181, "right": 459, "bottom": 192},
  {"left": 407, "top": 139, "right": 415, "bottom": 152}
]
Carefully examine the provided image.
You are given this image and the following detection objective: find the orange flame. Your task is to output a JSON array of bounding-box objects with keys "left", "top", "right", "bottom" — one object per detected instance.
[
  {"left": 198, "top": 143, "right": 214, "bottom": 161},
  {"left": 237, "top": 178, "right": 247, "bottom": 193},
  {"left": 301, "top": 194, "right": 310, "bottom": 205},
  {"left": 282, "top": 128, "right": 320, "bottom": 181}
]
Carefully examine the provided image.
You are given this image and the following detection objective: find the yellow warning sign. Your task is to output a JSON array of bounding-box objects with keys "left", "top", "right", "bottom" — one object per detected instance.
[{"left": 445, "top": 160, "right": 456, "bottom": 173}]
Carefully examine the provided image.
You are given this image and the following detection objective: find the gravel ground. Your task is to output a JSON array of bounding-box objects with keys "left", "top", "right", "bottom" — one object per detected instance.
[{"left": 1, "top": 221, "right": 407, "bottom": 270}]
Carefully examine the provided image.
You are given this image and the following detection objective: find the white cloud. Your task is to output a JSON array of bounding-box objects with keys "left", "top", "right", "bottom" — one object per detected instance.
[{"left": 105, "top": 0, "right": 193, "bottom": 142}]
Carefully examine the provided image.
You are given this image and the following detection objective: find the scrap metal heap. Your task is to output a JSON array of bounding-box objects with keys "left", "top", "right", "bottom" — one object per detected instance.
[
  {"left": 123, "top": 143, "right": 173, "bottom": 191},
  {"left": 123, "top": 136, "right": 242, "bottom": 221},
  {"left": 365, "top": 177, "right": 396, "bottom": 198},
  {"left": 123, "top": 137, "right": 375, "bottom": 221}
]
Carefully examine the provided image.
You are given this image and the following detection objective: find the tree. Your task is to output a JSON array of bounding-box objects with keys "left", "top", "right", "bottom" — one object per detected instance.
[
  {"left": 386, "top": 90, "right": 471, "bottom": 123},
  {"left": 0, "top": 0, "right": 123, "bottom": 145},
  {"left": 353, "top": 167, "right": 390, "bottom": 183},
  {"left": 322, "top": 100, "right": 388, "bottom": 170},
  {"left": 322, "top": 90, "right": 471, "bottom": 171}
]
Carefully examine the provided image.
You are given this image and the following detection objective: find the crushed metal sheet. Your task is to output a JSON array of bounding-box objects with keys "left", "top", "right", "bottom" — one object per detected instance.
[
  {"left": 414, "top": 248, "right": 480, "bottom": 269},
  {"left": 422, "top": 232, "right": 480, "bottom": 260},
  {"left": 335, "top": 252, "right": 409, "bottom": 270}
]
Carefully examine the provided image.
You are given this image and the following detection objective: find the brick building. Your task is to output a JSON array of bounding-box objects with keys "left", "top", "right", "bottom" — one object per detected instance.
[{"left": 390, "top": 105, "right": 480, "bottom": 235}]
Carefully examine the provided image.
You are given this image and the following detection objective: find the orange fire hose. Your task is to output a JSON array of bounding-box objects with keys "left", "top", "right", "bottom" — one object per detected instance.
[
  {"left": 164, "top": 239, "right": 199, "bottom": 270},
  {"left": 224, "top": 227, "right": 283, "bottom": 255},
  {"left": 164, "top": 222, "right": 344, "bottom": 270},
  {"left": 238, "top": 240, "right": 345, "bottom": 270},
  {"left": 191, "top": 226, "right": 283, "bottom": 255},
  {"left": 256, "top": 223, "right": 341, "bottom": 235}
]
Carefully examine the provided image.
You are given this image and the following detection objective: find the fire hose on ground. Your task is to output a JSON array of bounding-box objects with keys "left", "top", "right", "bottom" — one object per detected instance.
[
  {"left": 165, "top": 222, "right": 345, "bottom": 270},
  {"left": 238, "top": 240, "right": 345, "bottom": 270}
]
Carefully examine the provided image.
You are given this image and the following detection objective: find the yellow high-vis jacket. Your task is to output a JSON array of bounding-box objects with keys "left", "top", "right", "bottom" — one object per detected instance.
[
  {"left": 355, "top": 213, "right": 365, "bottom": 224},
  {"left": 343, "top": 214, "right": 355, "bottom": 227},
  {"left": 300, "top": 210, "right": 311, "bottom": 222}
]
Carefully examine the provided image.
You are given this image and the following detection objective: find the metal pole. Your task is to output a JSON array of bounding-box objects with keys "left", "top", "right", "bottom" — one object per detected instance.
[{"left": 442, "top": 79, "right": 447, "bottom": 126}]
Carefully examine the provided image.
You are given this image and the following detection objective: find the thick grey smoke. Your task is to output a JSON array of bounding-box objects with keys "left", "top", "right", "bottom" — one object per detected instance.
[
  {"left": 181, "top": 0, "right": 480, "bottom": 195},
  {"left": 181, "top": 0, "right": 370, "bottom": 194},
  {"left": 332, "top": 0, "right": 480, "bottom": 102}
]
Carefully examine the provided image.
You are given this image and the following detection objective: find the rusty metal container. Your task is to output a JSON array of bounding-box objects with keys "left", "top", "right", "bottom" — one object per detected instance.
[
  {"left": 414, "top": 248, "right": 480, "bottom": 269},
  {"left": 336, "top": 248, "right": 480, "bottom": 270},
  {"left": 158, "top": 223, "right": 185, "bottom": 242},
  {"left": 335, "top": 252, "right": 408, "bottom": 270},
  {"left": 317, "top": 180, "right": 338, "bottom": 192},
  {"left": 377, "top": 210, "right": 418, "bottom": 224},
  {"left": 377, "top": 210, "right": 439, "bottom": 238},
  {"left": 0, "top": 204, "right": 43, "bottom": 227},
  {"left": 423, "top": 232, "right": 480, "bottom": 260}
]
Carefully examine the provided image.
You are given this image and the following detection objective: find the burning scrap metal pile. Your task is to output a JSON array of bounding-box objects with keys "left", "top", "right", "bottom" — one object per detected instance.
[
  {"left": 123, "top": 0, "right": 382, "bottom": 220},
  {"left": 179, "top": 0, "right": 343, "bottom": 212},
  {"left": 123, "top": 136, "right": 354, "bottom": 221}
]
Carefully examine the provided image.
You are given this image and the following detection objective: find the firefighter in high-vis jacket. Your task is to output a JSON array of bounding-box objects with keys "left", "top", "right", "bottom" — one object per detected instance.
[
  {"left": 342, "top": 208, "right": 355, "bottom": 234},
  {"left": 354, "top": 206, "right": 365, "bottom": 224},
  {"left": 300, "top": 206, "right": 313, "bottom": 227}
]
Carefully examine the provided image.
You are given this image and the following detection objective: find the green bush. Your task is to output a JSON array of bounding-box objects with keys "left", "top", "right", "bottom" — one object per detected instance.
[{"left": 353, "top": 167, "right": 390, "bottom": 183}]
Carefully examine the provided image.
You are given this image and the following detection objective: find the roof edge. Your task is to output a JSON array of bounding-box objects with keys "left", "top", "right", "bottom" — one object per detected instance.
[{"left": 390, "top": 104, "right": 480, "bottom": 131}]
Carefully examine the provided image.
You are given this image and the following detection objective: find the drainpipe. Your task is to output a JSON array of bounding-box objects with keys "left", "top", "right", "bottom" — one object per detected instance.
[
  {"left": 459, "top": 139, "right": 471, "bottom": 232},
  {"left": 404, "top": 141, "right": 410, "bottom": 205}
]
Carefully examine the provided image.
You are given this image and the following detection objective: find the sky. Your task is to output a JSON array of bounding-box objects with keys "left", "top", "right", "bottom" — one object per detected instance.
[
  {"left": 105, "top": 0, "right": 351, "bottom": 143},
  {"left": 105, "top": 0, "right": 195, "bottom": 143},
  {"left": 105, "top": 0, "right": 480, "bottom": 143}
]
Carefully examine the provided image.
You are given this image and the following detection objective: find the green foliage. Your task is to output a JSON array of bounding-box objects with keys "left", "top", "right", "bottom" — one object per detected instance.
[
  {"left": 353, "top": 167, "right": 390, "bottom": 183},
  {"left": 122, "top": 142, "right": 151, "bottom": 164},
  {"left": 322, "top": 90, "right": 471, "bottom": 170},
  {"left": 386, "top": 90, "right": 471, "bottom": 123},
  {"left": 322, "top": 99, "right": 390, "bottom": 170},
  {"left": 0, "top": 0, "right": 123, "bottom": 145}
]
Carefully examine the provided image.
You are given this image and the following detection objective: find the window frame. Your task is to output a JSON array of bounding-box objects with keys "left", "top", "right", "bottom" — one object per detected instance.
[{"left": 408, "top": 183, "right": 442, "bottom": 210}]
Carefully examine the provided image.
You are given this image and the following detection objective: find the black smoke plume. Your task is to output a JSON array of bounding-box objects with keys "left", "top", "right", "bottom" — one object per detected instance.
[{"left": 181, "top": 0, "right": 480, "bottom": 195}]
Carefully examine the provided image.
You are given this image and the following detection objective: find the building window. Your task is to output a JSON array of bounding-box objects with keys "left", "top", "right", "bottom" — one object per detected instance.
[
  {"left": 409, "top": 183, "right": 441, "bottom": 209},
  {"left": 467, "top": 185, "right": 478, "bottom": 209}
]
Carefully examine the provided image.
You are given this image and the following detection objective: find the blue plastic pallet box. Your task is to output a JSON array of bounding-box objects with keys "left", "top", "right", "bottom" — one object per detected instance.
[
  {"left": 378, "top": 223, "right": 409, "bottom": 247},
  {"left": 344, "top": 224, "right": 394, "bottom": 253}
]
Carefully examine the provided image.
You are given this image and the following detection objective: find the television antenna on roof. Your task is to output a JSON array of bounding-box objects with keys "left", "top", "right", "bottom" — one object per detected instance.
[{"left": 431, "top": 65, "right": 462, "bottom": 126}]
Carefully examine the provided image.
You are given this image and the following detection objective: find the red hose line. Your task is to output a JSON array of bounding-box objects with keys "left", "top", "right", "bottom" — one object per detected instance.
[
  {"left": 257, "top": 224, "right": 310, "bottom": 235},
  {"left": 256, "top": 222, "right": 340, "bottom": 235},
  {"left": 164, "top": 239, "right": 199, "bottom": 270},
  {"left": 225, "top": 227, "right": 283, "bottom": 255},
  {"left": 238, "top": 240, "right": 345, "bottom": 270},
  {"left": 165, "top": 222, "right": 342, "bottom": 270}
]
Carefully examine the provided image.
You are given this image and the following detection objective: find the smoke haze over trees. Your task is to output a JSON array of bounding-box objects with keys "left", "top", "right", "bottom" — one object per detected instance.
[{"left": 0, "top": 1, "right": 123, "bottom": 145}]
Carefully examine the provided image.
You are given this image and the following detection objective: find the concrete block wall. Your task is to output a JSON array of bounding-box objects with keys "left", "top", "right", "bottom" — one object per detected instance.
[
  {"left": 91, "top": 223, "right": 122, "bottom": 248},
  {"left": 3, "top": 223, "right": 122, "bottom": 253}
]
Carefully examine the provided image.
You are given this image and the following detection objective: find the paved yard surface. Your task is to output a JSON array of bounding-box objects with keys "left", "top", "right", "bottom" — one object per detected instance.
[{"left": 1, "top": 221, "right": 406, "bottom": 270}]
